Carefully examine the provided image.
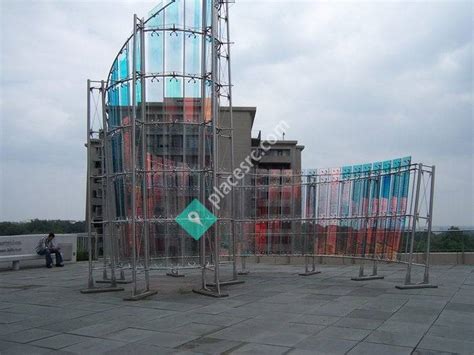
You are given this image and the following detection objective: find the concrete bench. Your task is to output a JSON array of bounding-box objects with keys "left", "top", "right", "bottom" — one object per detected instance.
[
  {"left": 1, "top": 254, "right": 44, "bottom": 270},
  {"left": 0, "top": 240, "right": 74, "bottom": 270}
]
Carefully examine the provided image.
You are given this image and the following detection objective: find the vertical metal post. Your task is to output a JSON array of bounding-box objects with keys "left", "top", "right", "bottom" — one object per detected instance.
[
  {"left": 211, "top": 0, "right": 221, "bottom": 295},
  {"left": 140, "top": 18, "right": 151, "bottom": 292},
  {"left": 86, "top": 79, "right": 94, "bottom": 289},
  {"left": 225, "top": 0, "right": 237, "bottom": 281},
  {"left": 423, "top": 166, "right": 435, "bottom": 284},
  {"left": 101, "top": 81, "right": 116, "bottom": 287},
  {"left": 404, "top": 163, "right": 422, "bottom": 285},
  {"left": 199, "top": 0, "right": 208, "bottom": 290},
  {"left": 130, "top": 14, "right": 138, "bottom": 296}
]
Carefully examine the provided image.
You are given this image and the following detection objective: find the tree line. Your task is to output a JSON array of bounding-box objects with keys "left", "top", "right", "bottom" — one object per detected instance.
[{"left": 0, "top": 219, "right": 85, "bottom": 236}]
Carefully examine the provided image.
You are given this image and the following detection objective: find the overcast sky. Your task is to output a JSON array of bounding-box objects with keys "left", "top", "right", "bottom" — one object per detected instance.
[{"left": 0, "top": 0, "right": 472, "bottom": 226}]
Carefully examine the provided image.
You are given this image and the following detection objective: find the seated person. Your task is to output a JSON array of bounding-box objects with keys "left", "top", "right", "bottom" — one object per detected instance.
[{"left": 35, "top": 232, "right": 64, "bottom": 268}]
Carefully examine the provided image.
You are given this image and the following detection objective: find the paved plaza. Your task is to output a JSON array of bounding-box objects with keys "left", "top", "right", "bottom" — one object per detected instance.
[{"left": 0, "top": 262, "right": 473, "bottom": 354}]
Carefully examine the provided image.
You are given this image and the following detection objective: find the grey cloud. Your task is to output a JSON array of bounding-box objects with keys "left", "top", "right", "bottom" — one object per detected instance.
[{"left": 0, "top": 0, "right": 472, "bottom": 226}]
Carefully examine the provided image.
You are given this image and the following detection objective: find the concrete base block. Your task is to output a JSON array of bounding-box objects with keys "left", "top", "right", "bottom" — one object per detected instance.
[
  {"left": 80, "top": 286, "right": 124, "bottom": 294},
  {"left": 192, "top": 288, "right": 228, "bottom": 298},
  {"left": 96, "top": 279, "right": 133, "bottom": 284},
  {"left": 395, "top": 283, "right": 438, "bottom": 290},
  {"left": 351, "top": 275, "right": 384, "bottom": 281},
  {"left": 166, "top": 272, "right": 185, "bottom": 278},
  {"left": 123, "top": 290, "right": 158, "bottom": 301},
  {"left": 206, "top": 280, "right": 245, "bottom": 287},
  {"left": 299, "top": 271, "right": 321, "bottom": 276}
]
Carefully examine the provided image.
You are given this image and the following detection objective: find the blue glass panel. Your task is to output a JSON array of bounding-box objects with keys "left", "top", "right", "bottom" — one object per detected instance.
[{"left": 166, "top": 77, "right": 183, "bottom": 97}]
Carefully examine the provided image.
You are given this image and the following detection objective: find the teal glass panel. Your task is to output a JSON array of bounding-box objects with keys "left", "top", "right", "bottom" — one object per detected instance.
[
  {"left": 165, "top": 31, "right": 183, "bottom": 73},
  {"left": 135, "top": 34, "right": 141, "bottom": 73},
  {"left": 353, "top": 165, "right": 362, "bottom": 178},
  {"left": 118, "top": 48, "right": 129, "bottom": 81},
  {"left": 146, "top": 77, "right": 164, "bottom": 102},
  {"left": 136, "top": 79, "right": 142, "bottom": 104},
  {"left": 119, "top": 83, "right": 130, "bottom": 105},
  {"left": 392, "top": 158, "right": 401, "bottom": 169},
  {"left": 185, "top": 78, "right": 201, "bottom": 98},
  {"left": 382, "top": 175, "right": 392, "bottom": 199},
  {"left": 166, "top": 77, "right": 183, "bottom": 97},
  {"left": 166, "top": 0, "right": 183, "bottom": 27},
  {"left": 111, "top": 59, "right": 119, "bottom": 86},
  {"left": 362, "top": 163, "right": 372, "bottom": 175},
  {"left": 342, "top": 166, "right": 352, "bottom": 179},
  {"left": 401, "top": 156, "right": 411, "bottom": 167},
  {"left": 146, "top": 31, "right": 164, "bottom": 73},
  {"left": 185, "top": 35, "right": 201, "bottom": 76},
  {"left": 147, "top": 1, "right": 166, "bottom": 28},
  {"left": 372, "top": 162, "right": 382, "bottom": 171},
  {"left": 382, "top": 160, "right": 391, "bottom": 173},
  {"left": 206, "top": 0, "right": 212, "bottom": 28},
  {"left": 185, "top": 0, "right": 202, "bottom": 29}
]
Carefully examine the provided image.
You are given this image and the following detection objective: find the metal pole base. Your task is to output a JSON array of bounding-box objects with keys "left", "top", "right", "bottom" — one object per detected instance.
[
  {"left": 80, "top": 286, "right": 124, "bottom": 294},
  {"left": 192, "top": 288, "right": 228, "bottom": 298},
  {"left": 123, "top": 289, "right": 158, "bottom": 301},
  {"left": 166, "top": 270, "right": 185, "bottom": 278},
  {"left": 206, "top": 280, "right": 245, "bottom": 287},
  {"left": 299, "top": 271, "right": 321, "bottom": 277},
  {"left": 395, "top": 283, "right": 438, "bottom": 290},
  {"left": 238, "top": 271, "right": 250, "bottom": 275},
  {"left": 351, "top": 275, "right": 384, "bottom": 281},
  {"left": 96, "top": 279, "right": 133, "bottom": 284}
]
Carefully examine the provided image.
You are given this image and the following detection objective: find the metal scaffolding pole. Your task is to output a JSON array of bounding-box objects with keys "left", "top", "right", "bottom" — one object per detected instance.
[
  {"left": 423, "top": 166, "right": 436, "bottom": 285},
  {"left": 81, "top": 80, "right": 123, "bottom": 294}
]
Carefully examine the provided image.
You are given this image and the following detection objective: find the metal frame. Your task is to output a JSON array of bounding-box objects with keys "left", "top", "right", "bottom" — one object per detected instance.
[{"left": 83, "top": 1, "right": 438, "bottom": 299}]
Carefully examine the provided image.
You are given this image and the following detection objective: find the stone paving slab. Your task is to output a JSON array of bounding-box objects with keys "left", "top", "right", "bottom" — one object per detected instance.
[{"left": 0, "top": 262, "right": 473, "bottom": 354}]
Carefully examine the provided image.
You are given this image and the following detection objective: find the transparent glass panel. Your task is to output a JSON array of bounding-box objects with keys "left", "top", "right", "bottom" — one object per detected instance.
[
  {"left": 145, "top": 77, "right": 164, "bottom": 105},
  {"left": 184, "top": 35, "right": 201, "bottom": 76},
  {"left": 165, "top": 77, "right": 183, "bottom": 98},
  {"left": 146, "top": 31, "right": 164, "bottom": 73},
  {"left": 165, "top": 0, "right": 183, "bottom": 27},
  {"left": 185, "top": 0, "right": 202, "bottom": 30},
  {"left": 165, "top": 31, "right": 183, "bottom": 73}
]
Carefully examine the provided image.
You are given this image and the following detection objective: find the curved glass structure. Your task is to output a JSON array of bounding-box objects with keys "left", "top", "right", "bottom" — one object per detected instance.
[
  {"left": 85, "top": 1, "right": 436, "bottom": 297},
  {"left": 100, "top": 0, "right": 233, "bottom": 297}
]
